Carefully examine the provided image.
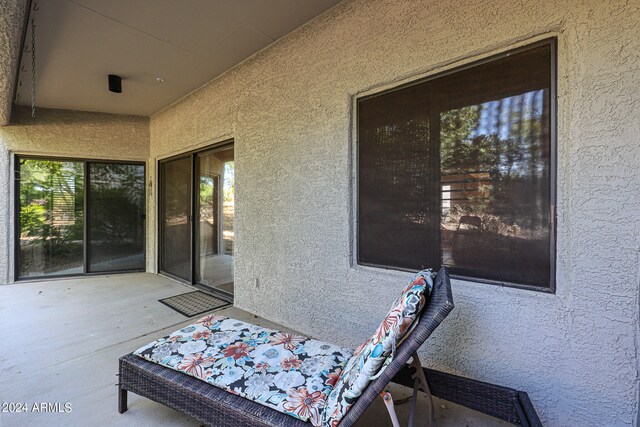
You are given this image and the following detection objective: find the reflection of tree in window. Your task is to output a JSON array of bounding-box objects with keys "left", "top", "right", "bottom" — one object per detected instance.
[
  {"left": 440, "top": 89, "right": 550, "bottom": 284},
  {"left": 18, "top": 159, "right": 84, "bottom": 276},
  {"left": 358, "top": 41, "right": 554, "bottom": 287},
  {"left": 440, "top": 90, "right": 547, "bottom": 234}
]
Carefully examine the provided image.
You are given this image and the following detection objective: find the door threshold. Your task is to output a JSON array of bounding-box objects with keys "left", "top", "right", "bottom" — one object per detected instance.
[{"left": 194, "top": 283, "right": 233, "bottom": 303}]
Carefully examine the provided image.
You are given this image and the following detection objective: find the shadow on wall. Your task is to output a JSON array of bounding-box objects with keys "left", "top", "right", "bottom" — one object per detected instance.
[{"left": 9, "top": 105, "right": 147, "bottom": 127}]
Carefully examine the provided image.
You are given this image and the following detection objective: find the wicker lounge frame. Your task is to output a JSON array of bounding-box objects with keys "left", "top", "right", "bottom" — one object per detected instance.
[{"left": 118, "top": 268, "right": 541, "bottom": 426}]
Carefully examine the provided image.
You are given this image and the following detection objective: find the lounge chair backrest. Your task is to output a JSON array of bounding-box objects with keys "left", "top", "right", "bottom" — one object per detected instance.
[
  {"left": 322, "top": 270, "right": 434, "bottom": 426},
  {"left": 337, "top": 267, "right": 454, "bottom": 427}
]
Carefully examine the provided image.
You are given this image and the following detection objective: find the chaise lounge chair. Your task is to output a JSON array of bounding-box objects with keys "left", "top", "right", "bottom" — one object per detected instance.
[{"left": 118, "top": 267, "right": 454, "bottom": 426}]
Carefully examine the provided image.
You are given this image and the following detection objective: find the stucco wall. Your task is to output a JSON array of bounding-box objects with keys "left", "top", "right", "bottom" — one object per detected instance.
[
  {"left": 0, "top": 0, "right": 28, "bottom": 125},
  {"left": 148, "top": 0, "right": 640, "bottom": 425},
  {"left": 0, "top": 105, "right": 149, "bottom": 283}
]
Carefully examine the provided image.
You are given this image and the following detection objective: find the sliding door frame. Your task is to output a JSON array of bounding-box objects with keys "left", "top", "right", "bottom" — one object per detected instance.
[
  {"left": 14, "top": 154, "right": 146, "bottom": 281},
  {"left": 156, "top": 139, "right": 234, "bottom": 302}
]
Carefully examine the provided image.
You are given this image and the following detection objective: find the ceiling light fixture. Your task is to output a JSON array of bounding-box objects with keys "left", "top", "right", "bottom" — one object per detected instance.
[
  {"left": 156, "top": 77, "right": 165, "bottom": 83},
  {"left": 108, "top": 74, "right": 122, "bottom": 93}
]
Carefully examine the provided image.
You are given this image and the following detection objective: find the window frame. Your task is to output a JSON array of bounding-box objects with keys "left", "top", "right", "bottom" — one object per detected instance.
[
  {"left": 354, "top": 38, "right": 557, "bottom": 293},
  {"left": 13, "top": 154, "right": 147, "bottom": 281}
]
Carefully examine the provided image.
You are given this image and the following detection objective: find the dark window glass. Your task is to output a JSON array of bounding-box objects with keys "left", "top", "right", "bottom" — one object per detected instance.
[
  {"left": 17, "top": 159, "right": 85, "bottom": 277},
  {"left": 87, "top": 163, "right": 145, "bottom": 272},
  {"left": 358, "top": 41, "right": 554, "bottom": 288},
  {"left": 160, "top": 156, "right": 192, "bottom": 281}
]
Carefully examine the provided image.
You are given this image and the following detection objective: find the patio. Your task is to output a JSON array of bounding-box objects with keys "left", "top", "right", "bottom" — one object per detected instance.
[{"left": 0, "top": 273, "right": 504, "bottom": 426}]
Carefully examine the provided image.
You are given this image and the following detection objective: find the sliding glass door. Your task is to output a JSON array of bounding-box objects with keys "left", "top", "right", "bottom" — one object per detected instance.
[
  {"left": 158, "top": 142, "right": 234, "bottom": 298},
  {"left": 16, "top": 157, "right": 146, "bottom": 279}
]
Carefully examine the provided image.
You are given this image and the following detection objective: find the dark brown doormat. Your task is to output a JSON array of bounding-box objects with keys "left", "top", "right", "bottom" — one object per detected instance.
[{"left": 159, "top": 291, "right": 230, "bottom": 317}]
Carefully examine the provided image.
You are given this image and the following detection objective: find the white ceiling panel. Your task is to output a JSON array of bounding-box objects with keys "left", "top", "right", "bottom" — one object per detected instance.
[
  {"left": 14, "top": 0, "right": 341, "bottom": 116},
  {"left": 240, "top": 0, "right": 341, "bottom": 40}
]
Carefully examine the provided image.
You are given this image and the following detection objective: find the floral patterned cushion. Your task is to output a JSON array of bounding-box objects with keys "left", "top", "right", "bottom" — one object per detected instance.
[
  {"left": 134, "top": 314, "right": 353, "bottom": 426},
  {"left": 321, "top": 270, "right": 434, "bottom": 426}
]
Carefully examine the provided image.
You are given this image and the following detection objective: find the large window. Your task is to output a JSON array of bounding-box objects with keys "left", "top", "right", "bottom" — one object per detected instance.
[
  {"left": 16, "top": 157, "right": 145, "bottom": 279},
  {"left": 357, "top": 40, "right": 555, "bottom": 290}
]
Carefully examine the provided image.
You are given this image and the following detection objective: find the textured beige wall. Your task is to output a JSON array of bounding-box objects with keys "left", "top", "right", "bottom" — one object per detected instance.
[
  {"left": 143, "top": 0, "right": 640, "bottom": 424},
  {"left": 0, "top": 0, "right": 28, "bottom": 125},
  {"left": 0, "top": 106, "right": 149, "bottom": 283}
]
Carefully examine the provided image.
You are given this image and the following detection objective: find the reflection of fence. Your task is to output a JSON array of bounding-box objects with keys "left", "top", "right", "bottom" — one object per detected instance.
[
  {"left": 441, "top": 169, "right": 491, "bottom": 269},
  {"left": 441, "top": 170, "right": 491, "bottom": 218},
  {"left": 439, "top": 169, "right": 549, "bottom": 284},
  {"left": 51, "top": 190, "right": 79, "bottom": 227},
  {"left": 48, "top": 173, "right": 80, "bottom": 228}
]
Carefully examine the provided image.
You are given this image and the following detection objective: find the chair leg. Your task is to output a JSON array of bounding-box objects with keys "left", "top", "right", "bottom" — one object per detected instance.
[
  {"left": 380, "top": 391, "right": 401, "bottom": 427},
  {"left": 411, "top": 352, "right": 434, "bottom": 427},
  {"left": 380, "top": 354, "right": 434, "bottom": 427},
  {"left": 118, "top": 387, "right": 128, "bottom": 414},
  {"left": 408, "top": 378, "right": 420, "bottom": 427}
]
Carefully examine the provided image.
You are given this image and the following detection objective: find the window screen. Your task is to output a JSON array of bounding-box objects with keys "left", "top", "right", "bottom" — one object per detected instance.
[
  {"left": 87, "top": 163, "right": 145, "bottom": 273},
  {"left": 358, "top": 41, "right": 555, "bottom": 289}
]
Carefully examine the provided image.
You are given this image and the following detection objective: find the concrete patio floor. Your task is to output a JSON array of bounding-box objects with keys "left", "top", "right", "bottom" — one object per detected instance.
[{"left": 0, "top": 273, "right": 506, "bottom": 427}]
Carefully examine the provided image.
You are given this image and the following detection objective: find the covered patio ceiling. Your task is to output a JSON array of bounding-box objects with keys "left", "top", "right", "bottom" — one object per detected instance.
[{"left": 0, "top": 0, "right": 341, "bottom": 122}]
